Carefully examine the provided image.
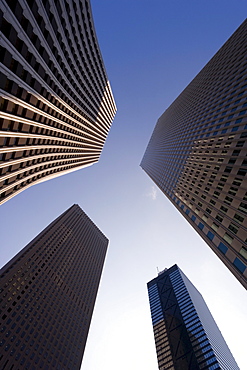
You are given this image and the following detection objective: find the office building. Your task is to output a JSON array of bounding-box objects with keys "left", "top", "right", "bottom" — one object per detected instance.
[
  {"left": 0, "top": 0, "right": 116, "bottom": 205},
  {"left": 147, "top": 265, "right": 239, "bottom": 369},
  {"left": 141, "top": 20, "right": 247, "bottom": 288},
  {"left": 0, "top": 204, "right": 108, "bottom": 369}
]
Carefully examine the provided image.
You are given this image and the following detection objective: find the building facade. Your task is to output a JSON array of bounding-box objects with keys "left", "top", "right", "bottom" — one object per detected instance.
[
  {"left": 141, "top": 20, "right": 247, "bottom": 288},
  {"left": 0, "top": 0, "right": 116, "bottom": 205},
  {"left": 147, "top": 265, "right": 239, "bottom": 370},
  {"left": 0, "top": 204, "right": 108, "bottom": 369}
]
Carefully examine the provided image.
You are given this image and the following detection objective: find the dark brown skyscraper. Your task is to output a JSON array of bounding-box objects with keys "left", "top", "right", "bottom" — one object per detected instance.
[
  {"left": 141, "top": 20, "right": 247, "bottom": 288},
  {"left": 0, "top": 204, "right": 108, "bottom": 369},
  {"left": 0, "top": 0, "right": 116, "bottom": 205}
]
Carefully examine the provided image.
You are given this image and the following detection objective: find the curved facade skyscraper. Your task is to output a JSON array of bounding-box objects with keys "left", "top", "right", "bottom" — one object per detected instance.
[
  {"left": 148, "top": 265, "right": 239, "bottom": 370},
  {"left": 141, "top": 20, "right": 247, "bottom": 288},
  {"left": 0, "top": 0, "right": 116, "bottom": 205}
]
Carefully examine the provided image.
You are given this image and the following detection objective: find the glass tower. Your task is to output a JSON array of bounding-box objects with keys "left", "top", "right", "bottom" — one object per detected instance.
[
  {"left": 147, "top": 265, "right": 239, "bottom": 370},
  {"left": 0, "top": 0, "right": 116, "bottom": 205},
  {"left": 141, "top": 20, "right": 247, "bottom": 288},
  {"left": 0, "top": 204, "right": 108, "bottom": 369}
]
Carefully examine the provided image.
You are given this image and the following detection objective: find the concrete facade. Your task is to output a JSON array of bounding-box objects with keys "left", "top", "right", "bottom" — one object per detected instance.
[
  {"left": 141, "top": 20, "right": 247, "bottom": 288},
  {"left": 0, "top": 204, "right": 108, "bottom": 369},
  {"left": 0, "top": 0, "right": 116, "bottom": 205}
]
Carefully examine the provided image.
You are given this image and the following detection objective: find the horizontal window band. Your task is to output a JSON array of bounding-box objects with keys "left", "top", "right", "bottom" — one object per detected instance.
[{"left": 1, "top": 89, "right": 109, "bottom": 138}]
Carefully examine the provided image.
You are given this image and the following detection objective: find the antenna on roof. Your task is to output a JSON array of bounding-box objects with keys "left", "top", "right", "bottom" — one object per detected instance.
[{"left": 156, "top": 266, "right": 159, "bottom": 275}]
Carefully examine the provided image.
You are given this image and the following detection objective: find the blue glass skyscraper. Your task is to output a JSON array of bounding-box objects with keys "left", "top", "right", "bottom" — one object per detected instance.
[{"left": 147, "top": 265, "right": 239, "bottom": 369}]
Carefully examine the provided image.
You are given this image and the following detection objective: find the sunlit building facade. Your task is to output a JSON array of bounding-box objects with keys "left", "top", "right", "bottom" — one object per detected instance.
[
  {"left": 0, "top": 204, "right": 108, "bottom": 369},
  {"left": 141, "top": 20, "right": 247, "bottom": 288},
  {"left": 0, "top": 0, "right": 116, "bottom": 205},
  {"left": 147, "top": 265, "right": 239, "bottom": 370}
]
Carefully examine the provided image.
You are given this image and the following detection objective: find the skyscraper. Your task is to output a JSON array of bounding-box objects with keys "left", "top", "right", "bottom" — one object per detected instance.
[
  {"left": 147, "top": 265, "right": 239, "bottom": 370},
  {"left": 0, "top": 0, "right": 116, "bottom": 205},
  {"left": 0, "top": 204, "right": 108, "bottom": 369},
  {"left": 141, "top": 20, "right": 247, "bottom": 288}
]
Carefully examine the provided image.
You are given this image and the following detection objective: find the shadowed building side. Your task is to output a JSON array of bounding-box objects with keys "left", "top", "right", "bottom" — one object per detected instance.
[
  {"left": 0, "top": 0, "right": 116, "bottom": 205},
  {"left": 141, "top": 19, "right": 247, "bottom": 288},
  {"left": 0, "top": 204, "right": 108, "bottom": 369}
]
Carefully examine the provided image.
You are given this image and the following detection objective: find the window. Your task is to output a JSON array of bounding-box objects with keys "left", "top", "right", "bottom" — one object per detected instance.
[
  {"left": 224, "top": 166, "right": 232, "bottom": 173},
  {"left": 240, "top": 247, "right": 247, "bottom": 261},
  {"left": 238, "top": 202, "right": 247, "bottom": 214},
  {"left": 232, "top": 178, "right": 242, "bottom": 187},
  {"left": 207, "top": 231, "right": 214, "bottom": 241},
  {"left": 224, "top": 196, "right": 233, "bottom": 205},
  {"left": 240, "top": 131, "right": 247, "bottom": 138},
  {"left": 223, "top": 233, "right": 233, "bottom": 245},
  {"left": 218, "top": 240, "right": 227, "bottom": 254},
  {"left": 239, "top": 110, "right": 246, "bottom": 115},
  {"left": 228, "top": 224, "right": 238, "bottom": 234},
  {"left": 211, "top": 223, "right": 219, "bottom": 231},
  {"left": 234, "top": 213, "right": 244, "bottom": 223},
  {"left": 237, "top": 168, "right": 247, "bottom": 176},
  {"left": 198, "top": 222, "right": 204, "bottom": 230},
  {"left": 233, "top": 258, "right": 246, "bottom": 273},
  {"left": 220, "top": 205, "right": 228, "bottom": 213},
  {"left": 236, "top": 141, "right": 244, "bottom": 147},
  {"left": 228, "top": 187, "right": 237, "bottom": 196}
]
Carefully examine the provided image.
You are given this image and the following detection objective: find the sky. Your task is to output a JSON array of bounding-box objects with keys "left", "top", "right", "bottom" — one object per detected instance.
[{"left": 1, "top": 1, "right": 247, "bottom": 369}]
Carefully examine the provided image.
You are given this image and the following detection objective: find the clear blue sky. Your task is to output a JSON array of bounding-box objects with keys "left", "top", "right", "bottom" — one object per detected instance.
[{"left": 1, "top": 1, "right": 246, "bottom": 369}]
